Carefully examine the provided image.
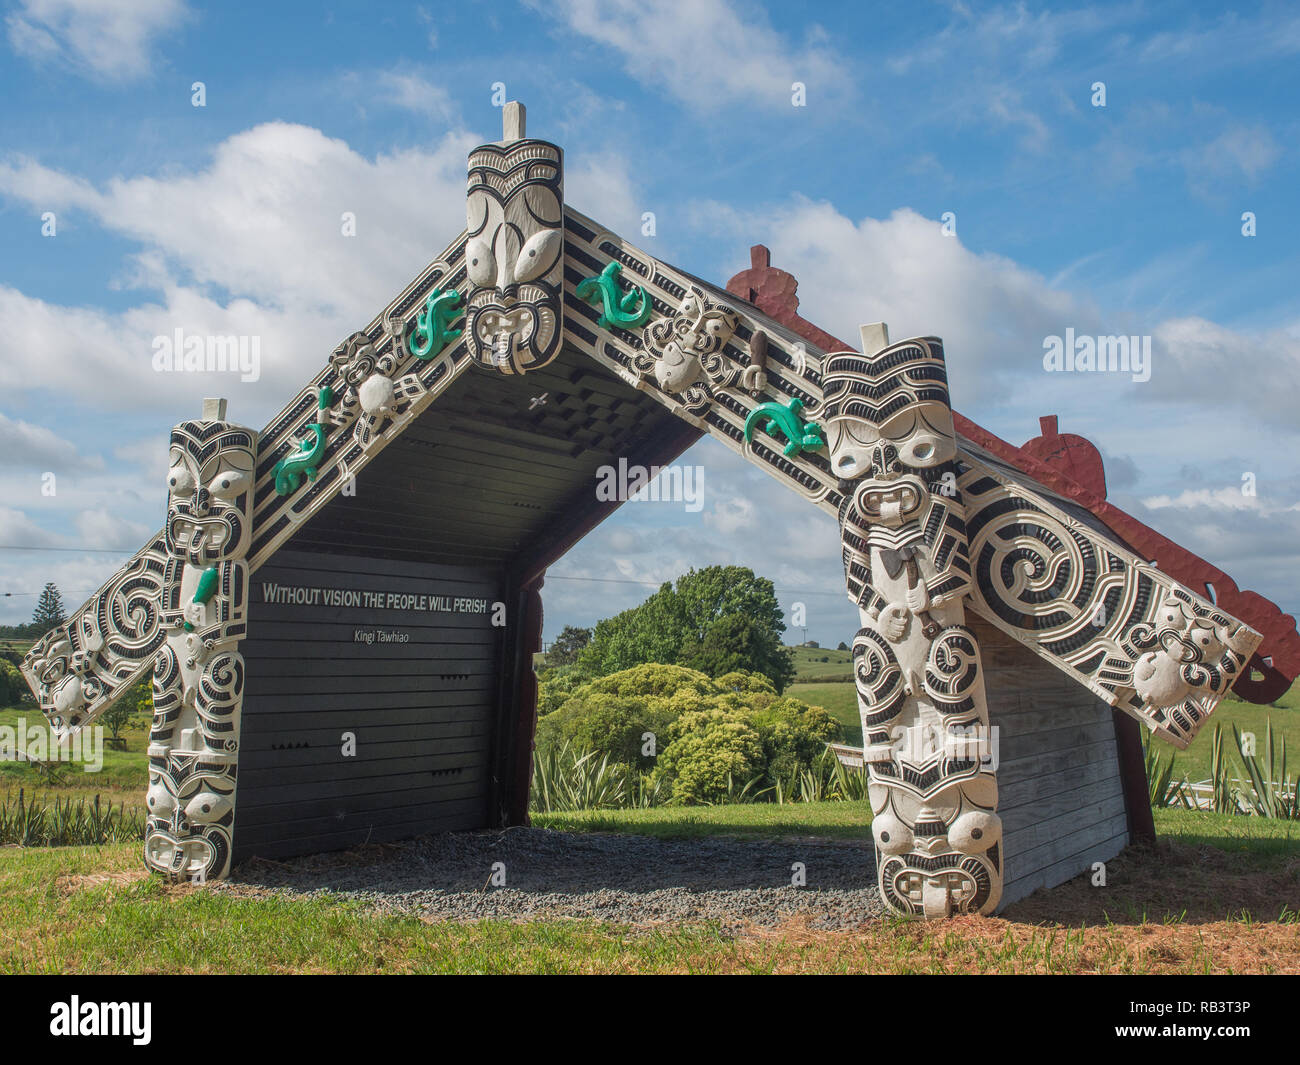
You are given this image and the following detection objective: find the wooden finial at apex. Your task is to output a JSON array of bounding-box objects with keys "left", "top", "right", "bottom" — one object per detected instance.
[
  {"left": 502, "top": 100, "right": 525, "bottom": 142},
  {"left": 858, "top": 322, "right": 889, "bottom": 355},
  {"left": 202, "top": 397, "right": 228, "bottom": 421}
]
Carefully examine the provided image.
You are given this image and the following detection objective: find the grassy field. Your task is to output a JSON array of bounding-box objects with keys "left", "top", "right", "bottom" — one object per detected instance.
[
  {"left": 0, "top": 704, "right": 150, "bottom": 814},
  {"left": 0, "top": 804, "right": 1295, "bottom": 974},
  {"left": 790, "top": 681, "right": 861, "bottom": 745},
  {"left": 786, "top": 644, "right": 854, "bottom": 681}
]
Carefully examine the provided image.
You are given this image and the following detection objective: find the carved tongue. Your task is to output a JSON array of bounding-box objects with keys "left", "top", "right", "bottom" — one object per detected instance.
[
  {"left": 492, "top": 330, "right": 512, "bottom": 370},
  {"left": 922, "top": 878, "right": 952, "bottom": 918},
  {"left": 880, "top": 497, "right": 903, "bottom": 524}
]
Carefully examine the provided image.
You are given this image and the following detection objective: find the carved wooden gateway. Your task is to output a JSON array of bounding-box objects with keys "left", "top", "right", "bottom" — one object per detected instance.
[{"left": 22, "top": 105, "right": 1300, "bottom": 916}]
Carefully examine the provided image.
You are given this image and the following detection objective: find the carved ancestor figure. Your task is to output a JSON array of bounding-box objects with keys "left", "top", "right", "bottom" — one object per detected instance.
[
  {"left": 1122, "top": 591, "right": 1255, "bottom": 742},
  {"left": 326, "top": 329, "right": 427, "bottom": 451},
  {"left": 634, "top": 285, "right": 739, "bottom": 411},
  {"left": 464, "top": 102, "right": 564, "bottom": 375},
  {"left": 824, "top": 330, "right": 1002, "bottom": 917},
  {"left": 145, "top": 403, "right": 257, "bottom": 882}
]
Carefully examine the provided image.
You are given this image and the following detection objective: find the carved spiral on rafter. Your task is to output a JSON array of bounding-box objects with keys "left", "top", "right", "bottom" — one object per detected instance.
[
  {"left": 968, "top": 503, "right": 1099, "bottom": 638},
  {"left": 93, "top": 546, "right": 168, "bottom": 669}
]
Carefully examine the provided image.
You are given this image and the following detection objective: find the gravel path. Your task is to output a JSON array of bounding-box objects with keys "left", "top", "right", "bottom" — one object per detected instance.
[{"left": 213, "top": 827, "right": 884, "bottom": 930}]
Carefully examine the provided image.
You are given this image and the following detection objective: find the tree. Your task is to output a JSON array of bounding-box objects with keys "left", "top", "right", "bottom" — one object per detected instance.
[
  {"left": 678, "top": 613, "right": 796, "bottom": 692},
  {"left": 31, "top": 583, "right": 67, "bottom": 632},
  {"left": 577, "top": 566, "right": 795, "bottom": 691},
  {"left": 547, "top": 625, "right": 592, "bottom": 668},
  {"left": 836, "top": 641, "right": 849, "bottom": 651},
  {"left": 577, "top": 582, "right": 687, "bottom": 677},
  {"left": 534, "top": 663, "right": 840, "bottom": 805},
  {"left": 100, "top": 699, "right": 135, "bottom": 750}
]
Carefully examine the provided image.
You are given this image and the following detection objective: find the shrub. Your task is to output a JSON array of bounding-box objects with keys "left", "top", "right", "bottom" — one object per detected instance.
[
  {"left": 655, "top": 705, "right": 765, "bottom": 805},
  {"left": 0, "top": 659, "right": 24, "bottom": 706},
  {"left": 749, "top": 697, "right": 841, "bottom": 786},
  {"left": 536, "top": 663, "right": 842, "bottom": 806}
]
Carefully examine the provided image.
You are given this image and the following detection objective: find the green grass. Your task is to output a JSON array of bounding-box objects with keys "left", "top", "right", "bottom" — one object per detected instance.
[
  {"left": 790, "top": 677, "right": 1300, "bottom": 768},
  {"left": 0, "top": 703, "right": 150, "bottom": 814},
  {"left": 1150, "top": 806, "right": 1300, "bottom": 857},
  {"left": 788, "top": 681, "right": 860, "bottom": 745},
  {"left": 533, "top": 799, "right": 873, "bottom": 839},
  {"left": 0, "top": 803, "right": 1295, "bottom": 973},
  {"left": 786, "top": 644, "right": 853, "bottom": 682}
]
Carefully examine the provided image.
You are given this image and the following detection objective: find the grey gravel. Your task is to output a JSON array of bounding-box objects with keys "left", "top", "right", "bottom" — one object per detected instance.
[{"left": 212, "top": 827, "right": 884, "bottom": 930}]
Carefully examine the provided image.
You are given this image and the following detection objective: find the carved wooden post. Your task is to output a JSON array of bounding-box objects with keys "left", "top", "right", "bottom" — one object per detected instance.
[
  {"left": 825, "top": 326, "right": 1002, "bottom": 917},
  {"left": 464, "top": 100, "right": 565, "bottom": 375},
  {"left": 145, "top": 398, "right": 257, "bottom": 882}
]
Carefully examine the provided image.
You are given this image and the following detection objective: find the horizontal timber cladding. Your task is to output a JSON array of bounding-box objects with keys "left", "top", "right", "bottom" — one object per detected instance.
[
  {"left": 973, "top": 616, "right": 1132, "bottom": 910},
  {"left": 231, "top": 549, "right": 505, "bottom": 864}
]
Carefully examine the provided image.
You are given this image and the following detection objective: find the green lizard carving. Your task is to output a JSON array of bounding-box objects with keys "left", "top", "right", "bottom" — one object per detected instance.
[
  {"left": 273, "top": 386, "right": 333, "bottom": 495},
  {"left": 743, "top": 397, "right": 826, "bottom": 457},
  {"left": 575, "top": 261, "right": 652, "bottom": 330},
  {"left": 407, "top": 286, "right": 463, "bottom": 359}
]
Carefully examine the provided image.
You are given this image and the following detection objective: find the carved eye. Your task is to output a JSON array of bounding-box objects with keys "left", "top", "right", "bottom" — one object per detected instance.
[
  {"left": 513, "top": 228, "right": 562, "bottom": 284},
  {"left": 873, "top": 812, "right": 913, "bottom": 854},
  {"left": 185, "top": 791, "right": 233, "bottom": 823},
  {"left": 167, "top": 465, "right": 195, "bottom": 495},
  {"left": 466, "top": 238, "right": 496, "bottom": 287},
  {"left": 208, "top": 470, "right": 251, "bottom": 500},
  {"left": 948, "top": 810, "right": 1001, "bottom": 854}
]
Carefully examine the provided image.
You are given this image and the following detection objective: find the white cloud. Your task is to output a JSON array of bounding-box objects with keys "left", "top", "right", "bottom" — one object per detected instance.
[
  {"left": 6, "top": 0, "right": 189, "bottom": 82},
  {"left": 73, "top": 507, "right": 150, "bottom": 549},
  {"left": 371, "top": 70, "right": 457, "bottom": 120},
  {"left": 1184, "top": 124, "right": 1281, "bottom": 187},
  {"left": 693, "top": 197, "right": 1300, "bottom": 426},
  {"left": 0, "top": 412, "right": 98, "bottom": 470},
  {"left": 529, "top": 0, "right": 848, "bottom": 111},
  {"left": 566, "top": 150, "right": 646, "bottom": 241},
  {"left": 0, "top": 506, "right": 60, "bottom": 548},
  {"left": 1142, "top": 487, "right": 1261, "bottom": 512},
  {"left": 0, "top": 122, "right": 475, "bottom": 313},
  {"left": 0, "top": 122, "right": 482, "bottom": 417}
]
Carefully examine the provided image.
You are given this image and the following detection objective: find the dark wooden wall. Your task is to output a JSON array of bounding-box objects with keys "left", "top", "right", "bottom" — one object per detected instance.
[{"left": 231, "top": 549, "right": 503, "bottom": 863}]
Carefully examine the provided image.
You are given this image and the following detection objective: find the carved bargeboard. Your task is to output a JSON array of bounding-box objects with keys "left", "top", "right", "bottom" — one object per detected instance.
[{"left": 958, "top": 459, "right": 1262, "bottom": 748}]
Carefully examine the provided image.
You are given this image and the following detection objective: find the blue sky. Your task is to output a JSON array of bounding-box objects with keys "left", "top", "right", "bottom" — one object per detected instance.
[{"left": 0, "top": 0, "right": 1297, "bottom": 647}]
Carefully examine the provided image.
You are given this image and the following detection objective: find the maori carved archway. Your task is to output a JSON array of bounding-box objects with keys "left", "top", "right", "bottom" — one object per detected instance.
[{"left": 21, "top": 105, "right": 1270, "bottom": 915}]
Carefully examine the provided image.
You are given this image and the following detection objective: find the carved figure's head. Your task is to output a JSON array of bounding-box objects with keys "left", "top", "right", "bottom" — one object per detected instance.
[
  {"left": 1133, "top": 594, "right": 1241, "bottom": 709},
  {"left": 145, "top": 766, "right": 236, "bottom": 881},
  {"left": 821, "top": 338, "right": 956, "bottom": 483},
  {"left": 465, "top": 138, "right": 564, "bottom": 375},
  {"left": 640, "top": 286, "right": 739, "bottom": 394},
  {"left": 165, "top": 421, "right": 256, "bottom": 565},
  {"left": 871, "top": 776, "right": 1001, "bottom": 918}
]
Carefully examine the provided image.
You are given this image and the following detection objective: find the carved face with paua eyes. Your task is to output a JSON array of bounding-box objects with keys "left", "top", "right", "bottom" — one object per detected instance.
[
  {"left": 465, "top": 139, "right": 564, "bottom": 375},
  {"left": 165, "top": 422, "right": 257, "bottom": 565},
  {"left": 821, "top": 339, "right": 957, "bottom": 483}
]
